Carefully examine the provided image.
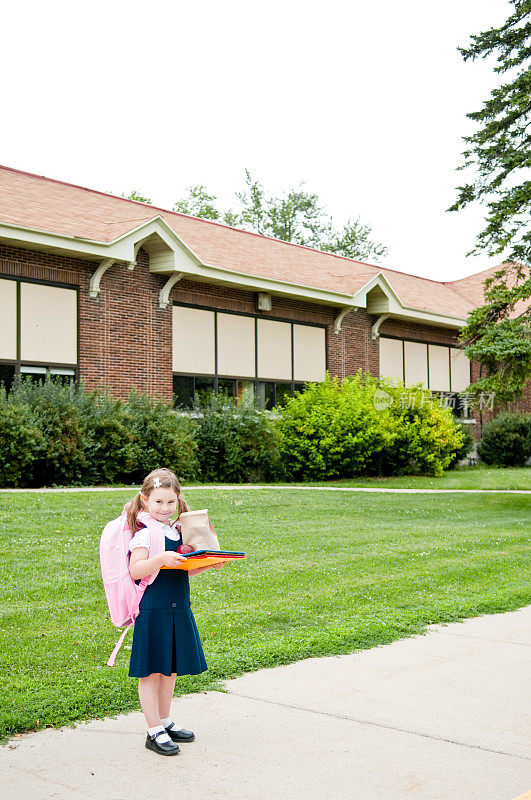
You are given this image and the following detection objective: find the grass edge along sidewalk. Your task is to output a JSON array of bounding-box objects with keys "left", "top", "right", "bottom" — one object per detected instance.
[
  {"left": 0, "top": 484, "right": 529, "bottom": 742},
  {"left": 0, "top": 467, "right": 529, "bottom": 493}
]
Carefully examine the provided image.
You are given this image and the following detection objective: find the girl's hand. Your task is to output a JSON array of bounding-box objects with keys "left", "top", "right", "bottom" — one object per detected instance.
[
  {"left": 211, "top": 563, "right": 225, "bottom": 569},
  {"left": 160, "top": 552, "right": 187, "bottom": 568}
]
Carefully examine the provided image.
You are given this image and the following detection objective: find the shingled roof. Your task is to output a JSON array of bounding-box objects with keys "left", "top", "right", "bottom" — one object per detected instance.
[{"left": 0, "top": 165, "right": 495, "bottom": 321}]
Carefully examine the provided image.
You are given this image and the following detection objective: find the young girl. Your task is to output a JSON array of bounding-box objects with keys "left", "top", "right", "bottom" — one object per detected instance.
[{"left": 127, "top": 467, "right": 223, "bottom": 756}]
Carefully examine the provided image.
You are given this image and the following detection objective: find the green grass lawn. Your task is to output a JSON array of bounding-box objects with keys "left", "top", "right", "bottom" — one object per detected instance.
[
  {"left": 0, "top": 483, "right": 529, "bottom": 743},
  {"left": 185, "top": 466, "right": 531, "bottom": 491},
  {"left": 302, "top": 466, "right": 531, "bottom": 490}
]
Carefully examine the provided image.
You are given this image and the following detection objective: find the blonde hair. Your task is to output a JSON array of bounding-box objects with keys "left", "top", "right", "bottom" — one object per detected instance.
[{"left": 126, "top": 468, "right": 190, "bottom": 533}]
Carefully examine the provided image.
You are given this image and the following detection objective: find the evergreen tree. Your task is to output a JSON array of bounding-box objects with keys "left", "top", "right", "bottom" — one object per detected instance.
[
  {"left": 449, "top": 0, "right": 531, "bottom": 265},
  {"left": 449, "top": 1, "right": 531, "bottom": 404}
]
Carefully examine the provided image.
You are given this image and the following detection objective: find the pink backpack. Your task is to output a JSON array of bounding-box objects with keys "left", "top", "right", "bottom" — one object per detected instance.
[{"left": 100, "top": 503, "right": 166, "bottom": 666}]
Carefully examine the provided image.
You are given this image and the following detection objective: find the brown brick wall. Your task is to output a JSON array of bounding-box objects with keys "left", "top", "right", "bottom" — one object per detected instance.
[
  {"left": 1, "top": 242, "right": 529, "bottom": 424},
  {"left": 0, "top": 244, "right": 174, "bottom": 400}
]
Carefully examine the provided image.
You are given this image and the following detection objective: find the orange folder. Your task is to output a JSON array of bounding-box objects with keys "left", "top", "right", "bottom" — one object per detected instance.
[{"left": 161, "top": 550, "right": 246, "bottom": 571}]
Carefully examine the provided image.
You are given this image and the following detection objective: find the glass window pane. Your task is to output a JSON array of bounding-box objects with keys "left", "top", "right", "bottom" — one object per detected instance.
[
  {"left": 49, "top": 367, "right": 76, "bottom": 376},
  {"left": 0, "top": 364, "right": 15, "bottom": 393},
  {"left": 237, "top": 380, "right": 255, "bottom": 405},
  {"left": 18, "top": 366, "right": 47, "bottom": 386},
  {"left": 275, "top": 383, "right": 293, "bottom": 407},
  {"left": 194, "top": 376, "right": 216, "bottom": 406},
  {"left": 217, "top": 378, "right": 236, "bottom": 398},
  {"left": 293, "top": 382, "right": 305, "bottom": 395},
  {"left": 257, "top": 381, "right": 275, "bottom": 410},
  {"left": 173, "top": 375, "right": 194, "bottom": 408},
  {"left": 20, "top": 365, "right": 47, "bottom": 374}
]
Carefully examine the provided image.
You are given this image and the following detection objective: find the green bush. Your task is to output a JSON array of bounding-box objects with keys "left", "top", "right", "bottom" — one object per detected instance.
[
  {"left": 74, "top": 388, "right": 138, "bottom": 485},
  {"left": 277, "top": 372, "right": 466, "bottom": 480},
  {"left": 124, "top": 390, "right": 199, "bottom": 483},
  {"left": 0, "top": 389, "right": 42, "bottom": 487},
  {"left": 376, "top": 380, "right": 467, "bottom": 476},
  {"left": 191, "top": 391, "right": 284, "bottom": 482},
  {"left": 0, "top": 379, "right": 200, "bottom": 488},
  {"left": 277, "top": 374, "right": 394, "bottom": 480},
  {"left": 478, "top": 412, "right": 531, "bottom": 467},
  {"left": 6, "top": 377, "right": 86, "bottom": 486}
]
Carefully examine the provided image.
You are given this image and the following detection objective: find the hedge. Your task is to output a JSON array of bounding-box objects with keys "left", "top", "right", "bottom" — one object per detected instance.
[
  {"left": 276, "top": 372, "right": 466, "bottom": 480},
  {"left": 0, "top": 372, "right": 471, "bottom": 487}
]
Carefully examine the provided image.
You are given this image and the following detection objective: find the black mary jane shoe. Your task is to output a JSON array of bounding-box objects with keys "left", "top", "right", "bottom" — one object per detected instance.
[
  {"left": 145, "top": 733, "right": 181, "bottom": 756},
  {"left": 165, "top": 724, "right": 195, "bottom": 743}
]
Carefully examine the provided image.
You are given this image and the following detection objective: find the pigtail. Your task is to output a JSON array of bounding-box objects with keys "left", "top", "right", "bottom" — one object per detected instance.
[
  {"left": 126, "top": 493, "right": 144, "bottom": 533},
  {"left": 177, "top": 493, "right": 190, "bottom": 518}
]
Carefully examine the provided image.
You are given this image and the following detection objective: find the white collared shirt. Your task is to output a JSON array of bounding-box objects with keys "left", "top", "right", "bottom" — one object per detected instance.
[{"left": 128, "top": 519, "right": 182, "bottom": 552}]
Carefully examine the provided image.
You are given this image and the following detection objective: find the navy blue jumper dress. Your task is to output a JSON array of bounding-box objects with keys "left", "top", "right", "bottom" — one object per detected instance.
[{"left": 128, "top": 528, "right": 208, "bottom": 678}]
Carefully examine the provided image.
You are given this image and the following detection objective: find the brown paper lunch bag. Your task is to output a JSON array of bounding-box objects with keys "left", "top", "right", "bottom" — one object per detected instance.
[{"left": 179, "top": 509, "right": 220, "bottom": 551}]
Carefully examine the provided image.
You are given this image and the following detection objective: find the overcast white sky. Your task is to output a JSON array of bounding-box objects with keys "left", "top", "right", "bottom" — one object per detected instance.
[{"left": 1, "top": 0, "right": 511, "bottom": 281}]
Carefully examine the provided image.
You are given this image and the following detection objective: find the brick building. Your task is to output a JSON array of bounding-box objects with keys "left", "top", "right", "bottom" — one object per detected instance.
[{"left": 0, "top": 165, "right": 527, "bottom": 430}]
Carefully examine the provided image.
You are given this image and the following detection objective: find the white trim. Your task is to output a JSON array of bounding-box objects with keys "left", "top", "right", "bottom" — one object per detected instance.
[
  {"left": 371, "top": 313, "right": 390, "bottom": 339},
  {"left": 159, "top": 272, "right": 183, "bottom": 309},
  {"left": 89, "top": 259, "right": 115, "bottom": 299},
  {"left": 333, "top": 307, "right": 352, "bottom": 334},
  {"left": 0, "top": 220, "right": 468, "bottom": 327},
  {"left": 352, "top": 272, "right": 466, "bottom": 328}
]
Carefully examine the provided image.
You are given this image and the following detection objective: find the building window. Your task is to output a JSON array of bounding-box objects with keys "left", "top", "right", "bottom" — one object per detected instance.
[
  {"left": 379, "top": 336, "right": 470, "bottom": 393},
  {"left": 0, "top": 277, "right": 78, "bottom": 391},
  {"left": 19, "top": 365, "right": 76, "bottom": 386},
  {"left": 173, "top": 374, "right": 305, "bottom": 410},
  {"left": 379, "top": 335, "right": 472, "bottom": 419},
  {"left": 0, "top": 363, "right": 16, "bottom": 392},
  {"left": 172, "top": 303, "right": 325, "bottom": 409}
]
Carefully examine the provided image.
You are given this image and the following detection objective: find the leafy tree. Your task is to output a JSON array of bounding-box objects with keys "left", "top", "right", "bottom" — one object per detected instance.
[
  {"left": 449, "top": 0, "right": 531, "bottom": 265},
  {"left": 123, "top": 190, "right": 152, "bottom": 204},
  {"left": 173, "top": 184, "right": 221, "bottom": 221},
  {"left": 174, "top": 170, "right": 388, "bottom": 262},
  {"left": 236, "top": 170, "right": 330, "bottom": 248},
  {"left": 324, "top": 217, "right": 388, "bottom": 262},
  {"left": 460, "top": 261, "right": 531, "bottom": 404}
]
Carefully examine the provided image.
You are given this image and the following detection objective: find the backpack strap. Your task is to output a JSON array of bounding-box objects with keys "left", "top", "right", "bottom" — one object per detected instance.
[
  {"left": 106, "top": 575, "right": 150, "bottom": 666},
  {"left": 106, "top": 514, "right": 167, "bottom": 667}
]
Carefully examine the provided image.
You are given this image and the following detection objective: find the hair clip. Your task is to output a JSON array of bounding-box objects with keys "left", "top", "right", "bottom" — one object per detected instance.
[{"left": 153, "top": 477, "right": 162, "bottom": 488}]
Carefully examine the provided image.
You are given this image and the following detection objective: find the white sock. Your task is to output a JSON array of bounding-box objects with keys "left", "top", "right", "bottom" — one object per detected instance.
[
  {"left": 148, "top": 724, "right": 171, "bottom": 744},
  {"left": 161, "top": 717, "right": 181, "bottom": 731}
]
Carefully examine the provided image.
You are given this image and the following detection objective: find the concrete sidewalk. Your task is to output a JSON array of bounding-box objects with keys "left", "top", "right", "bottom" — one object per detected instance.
[{"left": 2, "top": 608, "right": 530, "bottom": 800}]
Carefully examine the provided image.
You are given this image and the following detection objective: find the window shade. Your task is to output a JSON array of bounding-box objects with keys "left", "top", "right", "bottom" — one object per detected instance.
[
  {"left": 404, "top": 341, "right": 428, "bottom": 386},
  {"left": 217, "top": 313, "right": 255, "bottom": 377},
  {"left": 450, "top": 347, "right": 470, "bottom": 392},
  {"left": 428, "top": 344, "right": 450, "bottom": 391},
  {"left": 379, "top": 337, "right": 403, "bottom": 381},
  {"left": 257, "top": 319, "right": 292, "bottom": 380},
  {"left": 172, "top": 306, "right": 215, "bottom": 374},
  {"left": 293, "top": 325, "right": 325, "bottom": 382},
  {"left": 0, "top": 279, "right": 17, "bottom": 360},
  {"left": 20, "top": 283, "right": 77, "bottom": 364}
]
